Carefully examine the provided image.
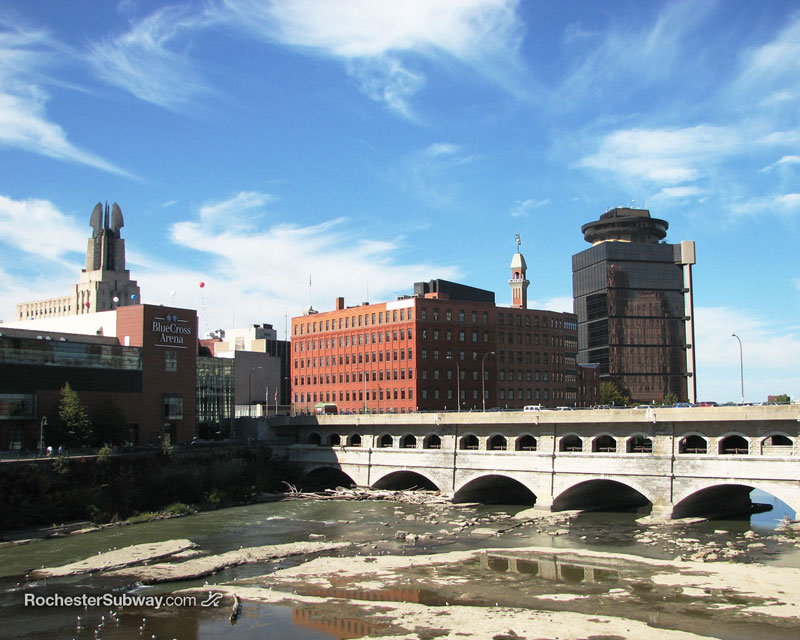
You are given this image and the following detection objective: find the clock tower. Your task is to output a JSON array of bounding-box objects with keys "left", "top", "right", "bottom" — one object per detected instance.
[{"left": 509, "top": 233, "right": 529, "bottom": 310}]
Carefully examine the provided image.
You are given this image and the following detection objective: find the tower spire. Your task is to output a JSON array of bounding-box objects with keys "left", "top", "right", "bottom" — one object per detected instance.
[{"left": 509, "top": 233, "right": 530, "bottom": 310}]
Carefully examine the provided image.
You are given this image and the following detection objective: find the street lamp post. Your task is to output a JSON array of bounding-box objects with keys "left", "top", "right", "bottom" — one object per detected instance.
[
  {"left": 731, "top": 333, "right": 744, "bottom": 404},
  {"left": 446, "top": 355, "right": 461, "bottom": 412},
  {"left": 481, "top": 351, "right": 496, "bottom": 412},
  {"left": 248, "top": 366, "right": 263, "bottom": 417},
  {"left": 39, "top": 416, "right": 48, "bottom": 457}
]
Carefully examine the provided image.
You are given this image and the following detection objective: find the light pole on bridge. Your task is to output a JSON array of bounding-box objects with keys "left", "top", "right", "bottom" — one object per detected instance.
[{"left": 731, "top": 332, "right": 744, "bottom": 404}]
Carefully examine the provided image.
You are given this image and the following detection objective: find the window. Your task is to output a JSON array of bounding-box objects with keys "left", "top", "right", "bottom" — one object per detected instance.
[
  {"left": 164, "top": 394, "right": 183, "bottom": 419},
  {"left": 165, "top": 350, "right": 178, "bottom": 372}
]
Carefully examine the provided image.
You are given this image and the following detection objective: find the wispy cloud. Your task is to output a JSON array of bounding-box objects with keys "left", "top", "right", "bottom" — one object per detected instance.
[
  {"left": 0, "top": 21, "right": 134, "bottom": 176},
  {"left": 510, "top": 198, "right": 549, "bottom": 218},
  {"left": 195, "top": 190, "right": 277, "bottom": 233},
  {"left": 731, "top": 193, "right": 800, "bottom": 217},
  {"left": 85, "top": 5, "right": 213, "bottom": 111},
  {"left": 166, "top": 192, "right": 460, "bottom": 329},
  {"left": 558, "top": 0, "right": 714, "bottom": 105},
  {"left": 218, "top": 0, "right": 526, "bottom": 118},
  {"left": 0, "top": 194, "right": 88, "bottom": 263},
  {"left": 578, "top": 125, "right": 742, "bottom": 186},
  {"left": 399, "top": 142, "right": 478, "bottom": 206},
  {"left": 761, "top": 155, "right": 800, "bottom": 172},
  {"left": 731, "top": 13, "right": 800, "bottom": 106}
]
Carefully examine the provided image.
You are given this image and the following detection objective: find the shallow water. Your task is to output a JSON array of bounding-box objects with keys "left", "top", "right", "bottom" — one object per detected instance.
[{"left": 1, "top": 499, "right": 798, "bottom": 639}]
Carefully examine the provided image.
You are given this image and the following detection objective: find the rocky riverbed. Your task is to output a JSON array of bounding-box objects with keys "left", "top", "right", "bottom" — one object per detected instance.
[{"left": 23, "top": 500, "right": 800, "bottom": 639}]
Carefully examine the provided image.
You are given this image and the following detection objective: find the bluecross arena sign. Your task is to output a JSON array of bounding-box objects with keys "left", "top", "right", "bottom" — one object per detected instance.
[{"left": 153, "top": 314, "right": 193, "bottom": 347}]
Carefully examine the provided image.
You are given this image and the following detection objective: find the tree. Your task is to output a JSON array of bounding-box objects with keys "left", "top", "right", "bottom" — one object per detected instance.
[
  {"left": 57, "top": 382, "right": 92, "bottom": 447},
  {"left": 768, "top": 394, "right": 791, "bottom": 404},
  {"left": 663, "top": 392, "right": 679, "bottom": 406},
  {"left": 599, "top": 381, "right": 629, "bottom": 406}
]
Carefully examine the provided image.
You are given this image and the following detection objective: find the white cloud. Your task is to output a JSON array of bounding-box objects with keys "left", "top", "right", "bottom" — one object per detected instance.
[
  {"left": 399, "top": 142, "right": 478, "bottom": 206},
  {"left": 219, "top": 0, "right": 526, "bottom": 118},
  {"left": 761, "top": 155, "right": 800, "bottom": 171},
  {"left": 578, "top": 125, "right": 742, "bottom": 186},
  {"left": 649, "top": 185, "right": 703, "bottom": 202},
  {"left": 0, "top": 195, "right": 87, "bottom": 261},
  {"left": 195, "top": 190, "right": 276, "bottom": 233},
  {"left": 733, "top": 14, "right": 800, "bottom": 97},
  {"left": 510, "top": 198, "right": 549, "bottom": 218},
  {"left": 731, "top": 193, "right": 800, "bottom": 217},
  {"left": 166, "top": 194, "right": 461, "bottom": 331},
  {"left": 0, "top": 24, "right": 134, "bottom": 176},
  {"left": 694, "top": 306, "right": 800, "bottom": 402},
  {"left": 559, "top": 0, "right": 713, "bottom": 104},
  {"left": 86, "top": 5, "right": 213, "bottom": 110}
]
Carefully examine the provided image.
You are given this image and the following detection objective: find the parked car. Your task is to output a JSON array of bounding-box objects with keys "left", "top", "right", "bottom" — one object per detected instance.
[{"left": 523, "top": 405, "right": 548, "bottom": 412}]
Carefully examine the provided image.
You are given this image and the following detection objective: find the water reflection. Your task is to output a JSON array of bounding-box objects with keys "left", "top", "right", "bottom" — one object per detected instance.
[{"left": 481, "top": 553, "right": 620, "bottom": 585}]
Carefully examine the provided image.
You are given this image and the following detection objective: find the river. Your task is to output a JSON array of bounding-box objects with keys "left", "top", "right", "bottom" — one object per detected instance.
[{"left": 1, "top": 496, "right": 799, "bottom": 640}]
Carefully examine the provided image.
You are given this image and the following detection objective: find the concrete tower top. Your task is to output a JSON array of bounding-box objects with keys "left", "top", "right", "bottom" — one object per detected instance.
[{"left": 581, "top": 207, "right": 669, "bottom": 245}]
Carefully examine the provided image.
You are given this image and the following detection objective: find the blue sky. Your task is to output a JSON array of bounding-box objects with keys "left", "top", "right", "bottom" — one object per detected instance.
[{"left": 1, "top": 0, "right": 798, "bottom": 403}]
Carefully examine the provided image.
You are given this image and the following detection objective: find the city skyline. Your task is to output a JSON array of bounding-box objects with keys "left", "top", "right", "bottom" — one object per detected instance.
[{"left": 1, "top": 1, "right": 798, "bottom": 403}]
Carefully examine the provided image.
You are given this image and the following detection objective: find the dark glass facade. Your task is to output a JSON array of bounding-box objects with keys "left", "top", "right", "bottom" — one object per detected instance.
[{"left": 572, "top": 211, "right": 691, "bottom": 403}]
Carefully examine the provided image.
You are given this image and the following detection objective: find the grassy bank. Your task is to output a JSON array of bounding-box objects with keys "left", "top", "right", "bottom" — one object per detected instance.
[{"left": 0, "top": 445, "right": 299, "bottom": 531}]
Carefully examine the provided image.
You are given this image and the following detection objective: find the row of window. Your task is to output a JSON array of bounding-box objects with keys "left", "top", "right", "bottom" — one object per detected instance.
[
  {"left": 295, "top": 307, "right": 576, "bottom": 337},
  {"left": 294, "top": 388, "right": 414, "bottom": 403},
  {"left": 294, "top": 328, "right": 413, "bottom": 352},
  {"left": 294, "top": 348, "right": 413, "bottom": 370},
  {"left": 295, "top": 307, "right": 412, "bottom": 335},
  {"left": 295, "top": 368, "right": 414, "bottom": 386},
  {"left": 305, "top": 432, "right": 794, "bottom": 454}
]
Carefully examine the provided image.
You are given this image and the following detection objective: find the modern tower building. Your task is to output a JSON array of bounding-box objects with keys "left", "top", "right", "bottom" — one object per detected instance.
[
  {"left": 16, "top": 202, "right": 141, "bottom": 321},
  {"left": 572, "top": 208, "right": 696, "bottom": 404}
]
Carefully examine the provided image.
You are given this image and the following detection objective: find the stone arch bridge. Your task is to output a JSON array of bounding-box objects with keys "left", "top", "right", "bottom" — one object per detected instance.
[{"left": 266, "top": 405, "right": 800, "bottom": 519}]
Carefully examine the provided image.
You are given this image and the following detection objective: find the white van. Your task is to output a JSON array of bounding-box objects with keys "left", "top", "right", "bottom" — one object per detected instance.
[{"left": 523, "top": 405, "right": 547, "bottom": 412}]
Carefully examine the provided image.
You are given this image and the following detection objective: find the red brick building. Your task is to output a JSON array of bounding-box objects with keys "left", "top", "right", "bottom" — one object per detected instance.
[
  {"left": 291, "top": 251, "right": 594, "bottom": 413},
  {"left": 0, "top": 304, "right": 198, "bottom": 448}
]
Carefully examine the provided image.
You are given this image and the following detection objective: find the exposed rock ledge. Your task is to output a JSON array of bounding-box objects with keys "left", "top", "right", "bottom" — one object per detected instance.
[
  {"left": 106, "top": 540, "right": 351, "bottom": 584},
  {"left": 29, "top": 539, "right": 197, "bottom": 578}
]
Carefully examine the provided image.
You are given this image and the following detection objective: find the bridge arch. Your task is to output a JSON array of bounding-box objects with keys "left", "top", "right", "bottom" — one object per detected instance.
[
  {"left": 515, "top": 434, "right": 537, "bottom": 451},
  {"left": 488, "top": 433, "right": 508, "bottom": 450},
  {"left": 552, "top": 479, "right": 652, "bottom": 513},
  {"left": 372, "top": 470, "right": 439, "bottom": 491},
  {"left": 718, "top": 433, "right": 749, "bottom": 455},
  {"left": 671, "top": 480, "right": 798, "bottom": 520},
  {"left": 307, "top": 432, "right": 322, "bottom": 446},
  {"left": 400, "top": 433, "right": 418, "bottom": 449},
  {"left": 559, "top": 433, "right": 583, "bottom": 452},
  {"left": 592, "top": 434, "right": 617, "bottom": 453},
  {"left": 302, "top": 465, "right": 357, "bottom": 491},
  {"left": 378, "top": 433, "right": 394, "bottom": 448},
  {"left": 423, "top": 433, "right": 442, "bottom": 449},
  {"left": 626, "top": 434, "right": 653, "bottom": 453},
  {"left": 453, "top": 473, "right": 537, "bottom": 505},
  {"left": 347, "top": 433, "right": 362, "bottom": 447},
  {"left": 679, "top": 433, "right": 707, "bottom": 454},
  {"left": 459, "top": 433, "right": 480, "bottom": 450},
  {"left": 328, "top": 433, "right": 341, "bottom": 446},
  {"left": 761, "top": 433, "right": 794, "bottom": 455}
]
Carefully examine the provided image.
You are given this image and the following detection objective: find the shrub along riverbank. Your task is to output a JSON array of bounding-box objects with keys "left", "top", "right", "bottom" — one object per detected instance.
[{"left": 0, "top": 445, "right": 299, "bottom": 531}]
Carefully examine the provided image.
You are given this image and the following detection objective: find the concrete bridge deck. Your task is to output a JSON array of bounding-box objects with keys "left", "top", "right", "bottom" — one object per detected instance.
[{"left": 268, "top": 404, "right": 800, "bottom": 519}]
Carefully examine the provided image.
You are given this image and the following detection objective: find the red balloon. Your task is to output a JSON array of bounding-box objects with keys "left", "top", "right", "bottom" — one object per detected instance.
[{"left": 199, "top": 281, "right": 205, "bottom": 288}]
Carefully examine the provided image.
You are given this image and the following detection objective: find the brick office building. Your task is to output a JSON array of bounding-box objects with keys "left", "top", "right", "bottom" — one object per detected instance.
[
  {"left": 0, "top": 304, "right": 198, "bottom": 449},
  {"left": 291, "top": 250, "right": 591, "bottom": 413}
]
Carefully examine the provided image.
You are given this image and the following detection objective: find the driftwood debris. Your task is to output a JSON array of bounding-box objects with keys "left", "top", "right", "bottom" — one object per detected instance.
[{"left": 282, "top": 483, "right": 450, "bottom": 504}]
